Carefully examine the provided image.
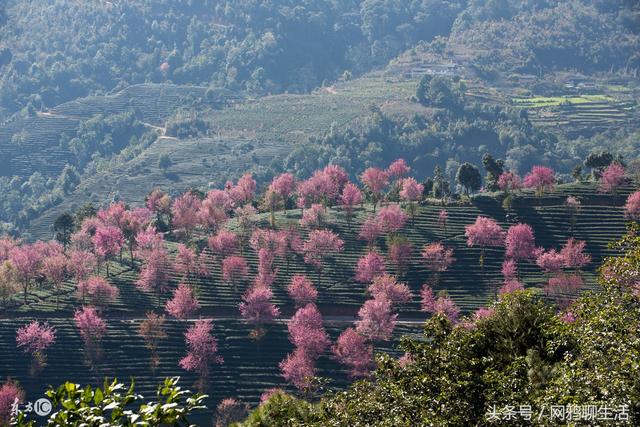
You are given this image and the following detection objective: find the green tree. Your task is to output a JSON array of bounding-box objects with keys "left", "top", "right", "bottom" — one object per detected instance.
[
  {"left": 53, "top": 213, "right": 75, "bottom": 250},
  {"left": 456, "top": 162, "right": 482, "bottom": 196},
  {"left": 482, "top": 154, "right": 504, "bottom": 192}
]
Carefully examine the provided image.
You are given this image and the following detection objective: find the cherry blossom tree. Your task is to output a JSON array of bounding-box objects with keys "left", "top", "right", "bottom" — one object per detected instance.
[
  {"left": 498, "top": 278, "right": 525, "bottom": 296},
  {"left": 171, "top": 192, "right": 202, "bottom": 239},
  {"left": 360, "top": 168, "right": 389, "bottom": 211},
  {"left": 120, "top": 207, "right": 152, "bottom": 263},
  {"left": 0, "top": 236, "right": 17, "bottom": 261},
  {"left": 355, "top": 296, "right": 397, "bottom": 342},
  {"left": 565, "top": 196, "right": 582, "bottom": 232},
  {"left": 399, "top": 177, "right": 423, "bottom": 217},
  {"left": 16, "top": 321, "right": 56, "bottom": 374},
  {"left": 199, "top": 189, "right": 232, "bottom": 232},
  {"left": 216, "top": 398, "right": 249, "bottom": 427},
  {"left": 137, "top": 247, "right": 171, "bottom": 306},
  {"left": 287, "top": 275, "right": 318, "bottom": 308},
  {"left": 536, "top": 249, "right": 564, "bottom": 275},
  {"left": 359, "top": 217, "right": 382, "bottom": 249},
  {"left": 376, "top": 204, "right": 407, "bottom": 236},
  {"left": 355, "top": 252, "right": 386, "bottom": 283},
  {"left": 77, "top": 276, "right": 119, "bottom": 309},
  {"left": 332, "top": 328, "right": 374, "bottom": 378},
  {"left": 234, "top": 205, "right": 257, "bottom": 253},
  {"left": 300, "top": 204, "right": 327, "bottom": 229},
  {"left": 505, "top": 223, "right": 537, "bottom": 263},
  {"left": 197, "top": 249, "right": 215, "bottom": 278},
  {"left": 544, "top": 274, "right": 583, "bottom": 308},
  {"left": 174, "top": 244, "right": 198, "bottom": 280},
  {"left": 0, "top": 261, "right": 18, "bottom": 307},
  {"left": 68, "top": 250, "right": 97, "bottom": 284},
  {"left": 368, "top": 274, "right": 412, "bottom": 306},
  {"left": 279, "top": 348, "right": 315, "bottom": 390},
  {"left": 497, "top": 171, "right": 522, "bottom": 193},
  {"left": 282, "top": 224, "right": 304, "bottom": 275},
  {"left": 256, "top": 248, "right": 277, "bottom": 286},
  {"left": 208, "top": 230, "right": 239, "bottom": 259},
  {"left": 74, "top": 306, "right": 107, "bottom": 364},
  {"left": 560, "top": 238, "right": 591, "bottom": 271},
  {"left": 250, "top": 229, "right": 287, "bottom": 258},
  {"left": 139, "top": 312, "right": 167, "bottom": 372},
  {"left": 41, "top": 254, "right": 68, "bottom": 308},
  {"left": 288, "top": 304, "right": 330, "bottom": 358},
  {"left": 9, "top": 244, "right": 43, "bottom": 304},
  {"left": 501, "top": 259, "right": 518, "bottom": 279},
  {"left": 229, "top": 173, "right": 257, "bottom": 206},
  {"left": 146, "top": 188, "right": 172, "bottom": 227},
  {"left": 421, "top": 242, "right": 454, "bottom": 281},
  {"left": 239, "top": 285, "right": 280, "bottom": 338},
  {"left": 523, "top": 166, "right": 555, "bottom": 196},
  {"left": 0, "top": 380, "right": 24, "bottom": 425},
  {"left": 340, "top": 183, "right": 363, "bottom": 227},
  {"left": 302, "top": 230, "right": 344, "bottom": 282},
  {"left": 166, "top": 283, "right": 200, "bottom": 320},
  {"left": 420, "top": 284, "right": 459, "bottom": 323},
  {"left": 599, "top": 162, "right": 626, "bottom": 194},
  {"left": 92, "top": 225, "right": 124, "bottom": 276},
  {"left": 269, "top": 173, "right": 296, "bottom": 208},
  {"left": 135, "top": 227, "right": 164, "bottom": 261},
  {"left": 387, "top": 158, "right": 411, "bottom": 182},
  {"left": 179, "top": 320, "right": 223, "bottom": 390},
  {"left": 222, "top": 256, "right": 249, "bottom": 292},
  {"left": 624, "top": 191, "right": 640, "bottom": 221},
  {"left": 387, "top": 237, "right": 412, "bottom": 277},
  {"left": 97, "top": 202, "right": 127, "bottom": 228},
  {"left": 464, "top": 216, "right": 505, "bottom": 269}
]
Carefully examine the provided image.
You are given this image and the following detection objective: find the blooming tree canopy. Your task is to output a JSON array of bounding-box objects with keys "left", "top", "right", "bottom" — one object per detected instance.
[
  {"left": 355, "top": 252, "right": 387, "bottom": 283},
  {"left": 332, "top": 328, "right": 374, "bottom": 378},
  {"left": 166, "top": 283, "right": 200, "bottom": 320}
]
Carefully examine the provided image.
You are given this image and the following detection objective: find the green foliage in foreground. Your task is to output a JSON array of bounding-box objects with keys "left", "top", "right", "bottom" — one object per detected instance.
[
  {"left": 14, "top": 377, "right": 206, "bottom": 427},
  {"left": 240, "top": 229, "right": 640, "bottom": 426}
]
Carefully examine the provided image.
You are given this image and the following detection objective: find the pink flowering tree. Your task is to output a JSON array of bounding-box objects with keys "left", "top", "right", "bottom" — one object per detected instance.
[
  {"left": 302, "top": 230, "right": 344, "bottom": 282},
  {"left": 360, "top": 167, "right": 389, "bottom": 211},
  {"left": 332, "top": 328, "right": 375, "bottom": 378},
  {"left": 41, "top": 254, "right": 68, "bottom": 309},
  {"left": 9, "top": 244, "right": 43, "bottom": 304},
  {"left": 77, "top": 276, "right": 119, "bottom": 309},
  {"left": 135, "top": 227, "right": 164, "bottom": 261},
  {"left": 420, "top": 284, "right": 460, "bottom": 323},
  {"left": 387, "top": 237, "right": 412, "bottom": 277},
  {"left": 464, "top": 216, "right": 505, "bottom": 269},
  {"left": 499, "top": 278, "right": 525, "bottom": 296},
  {"left": 16, "top": 321, "right": 56, "bottom": 374},
  {"left": 234, "top": 205, "right": 257, "bottom": 254},
  {"left": 421, "top": 242, "right": 454, "bottom": 284},
  {"left": 544, "top": 273, "right": 583, "bottom": 308},
  {"left": 387, "top": 158, "right": 411, "bottom": 182},
  {"left": 179, "top": 320, "right": 223, "bottom": 390},
  {"left": 222, "top": 256, "right": 250, "bottom": 292},
  {"left": 359, "top": 217, "right": 382, "bottom": 249},
  {"left": 287, "top": 275, "right": 318, "bottom": 308},
  {"left": 229, "top": 173, "right": 257, "bottom": 206},
  {"left": 560, "top": 238, "right": 591, "bottom": 272},
  {"left": 565, "top": 196, "right": 582, "bottom": 232},
  {"left": 121, "top": 207, "right": 152, "bottom": 263},
  {"left": 208, "top": 230, "right": 239, "bottom": 259},
  {"left": 523, "top": 166, "right": 555, "bottom": 196},
  {"left": 288, "top": 304, "right": 330, "bottom": 358},
  {"left": 355, "top": 252, "right": 386, "bottom": 283},
  {"left": 92, "top": 225, "right": 124, "bottom": 276},
  {"left": 340, "top": 182, "right": 363, "bottom": 227},
  {"left": 239, "top": 284, "right": 280, "bottom": 339},
  {"left": 300, "top": 204, "right": 327, "bottom": 229},
  {"left": 355, "top": 296, "right": 397, "bottom": 342},
  {"left": 497, "top": 172, "right": 522, "bottom": 193},
  {"left": 536, "top": 249, "right": 564, "bottom": 276},
  {"left": 68, "top": 250, "right": 97, "bottom": 284},
  {"left": 0, "top": 380, "right": 24, "bottom": 425},
  {"left": 279, "top": 348, "right": 316, "bottom": 390},
  {"left": 174, "top": 244, "right": 198, "bottom": 281},
  {"left": 501, "top": 259, "right": 518, "bottom": 280},
  {"left": 368, "top": 274, "right": 412, "bottom": 306},
  {"left": 74, "top": 306, "right": 107, "bottom": 364},
  {"left": 166, "top": 283, "right": 200, "bottom": 320},
  {"left": 599, "top": 162, "right": 626, "bottom": 195},
  {"left": 624, "top": 191, "right": 640, "bottom": 221},
  {"left": 266, "top": 173, "right": 296, "bottom": 224},
  {"left": 376, "top": 204, "right": 408, "bottom": 237},
  {"left": 171, "top": 192, "right": 202, "bottom": 240},
  {"left": 136, "top": 247, "right": 171, "bottom": 306},
  {"left": 399, "top": 177, "right": 423, "bottom": 217},
  {"left": 505, "top": 223, "right": 537, "bottom": 263},
  {"left": 198, "top": 189, "right": 232, "bottom": 232},
  {"left": 146, "top": 189, "right": 172, "bottom": 228}
]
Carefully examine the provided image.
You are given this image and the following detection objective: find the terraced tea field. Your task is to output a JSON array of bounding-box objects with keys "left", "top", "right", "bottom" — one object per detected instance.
[{"left": 0, "top": 317, "right": 422, "bottom": 423}]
